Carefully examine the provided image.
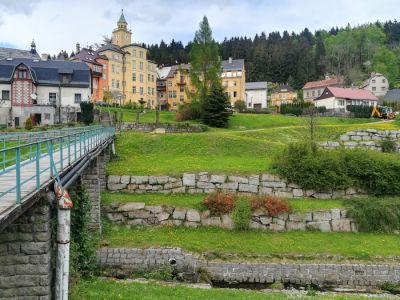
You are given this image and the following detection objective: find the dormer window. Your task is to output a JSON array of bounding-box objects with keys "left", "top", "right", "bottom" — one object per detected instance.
[
  {"left": 18, "top": 70, "right": 27, "bottom": 79},
  {"left": 61, "top": 74, "right": 72, "bottom": 84}
]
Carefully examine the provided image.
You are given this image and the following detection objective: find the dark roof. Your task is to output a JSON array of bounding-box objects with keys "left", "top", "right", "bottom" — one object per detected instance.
[
  {"left": 167, "top": 64, "right": 190, "bottom": 78},
  {"left": 222, "top": 59, "right": 244, "bottom": 71},
  {"left": 0, "top": 47, "right": 40, "bottom": 60},
  {"left": 316, "top": 87, "right": 378, "bottom": 102},
  {"left": 382, "top": 89, "right": 400, "bottom": 102},
  {"left": 96, "top": 43, "right": 124, "bottom": 54},
  {"left": 74, "top": 48, "right": 105, "bottom": 65},
  {"left": 273, "top": 85, "right": 295, "bottom": 93},
  {"left": 118, "top": 10, "right": 127, "bottom": 23},
  {"left": 246, "top": 82, "right": 267, "bottom": 90},
  {"left": 0, "top": 58, "right": 90, "bottom": 87}
]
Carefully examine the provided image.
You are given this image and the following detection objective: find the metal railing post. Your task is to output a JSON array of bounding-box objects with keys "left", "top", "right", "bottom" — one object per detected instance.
[
  {"left": 60, "top": 137, "right": 63, "bottom": 170},
  {"left": 36, "top": 143, "right": 40, "bottom": 190},
  {"left": 16, "top": 147, "right": 21, "bottom": 204}
]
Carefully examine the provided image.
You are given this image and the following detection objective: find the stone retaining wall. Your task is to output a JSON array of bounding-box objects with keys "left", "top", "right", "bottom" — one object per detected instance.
[
  {"left": 99, "top": 247, "right": 400, "bottom": 289},
  {"left": 320, "top": 129, "right": 400, "bottom": 152},
  {"left": 107, "top": 173, "right": 365, "bottom": 199},
  {"left": 121, "top": 122, "right": 207, "bottom": 133},
  {"left": 104, "top": 203, "right": 357, "bottom": 232}
]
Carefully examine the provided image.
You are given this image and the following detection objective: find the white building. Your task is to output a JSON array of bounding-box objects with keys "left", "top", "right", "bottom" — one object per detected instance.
[
  {"left": 360, "top": 73, "right": 389, "bottom": 98},
  {"left": 315, "top": 87, "right": 378, "bottom": 112},
  {"left": 0, "top": 58, "right": 91, "bottom": 127},
  {"left": 245, "top": 82, "right": 268, "bottom": 109}
]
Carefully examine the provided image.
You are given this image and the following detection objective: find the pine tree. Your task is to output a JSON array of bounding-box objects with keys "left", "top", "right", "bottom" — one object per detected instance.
[{"left": 201, "top": 84, "right": 231, "bottom": 128}]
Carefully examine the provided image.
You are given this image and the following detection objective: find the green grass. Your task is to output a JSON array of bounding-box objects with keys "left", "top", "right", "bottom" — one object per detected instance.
[
  {"left": 103, "top": 226, "right": 400, "bottom": 260},
  {"left": 99, "top": 107, "right": 182, "bottom": 124},
  {"left": 71, "top": 279, "right": 389, "bottom": 300},
  {"left": 101, "top": 192, "right": 348, "bottom": 212}
]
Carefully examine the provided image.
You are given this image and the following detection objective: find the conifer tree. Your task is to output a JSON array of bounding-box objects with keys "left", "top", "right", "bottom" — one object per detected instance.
[{"left": 201, "top": 84, "right": 231, "bottom": 128}]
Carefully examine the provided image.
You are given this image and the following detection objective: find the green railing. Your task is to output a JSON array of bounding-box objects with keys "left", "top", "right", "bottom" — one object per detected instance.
[{"left": 0, "top": 126, "right": 115, "bottom": 205}]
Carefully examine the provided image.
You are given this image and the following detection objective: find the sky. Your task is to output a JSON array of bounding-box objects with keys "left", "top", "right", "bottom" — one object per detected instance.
[{"left": 0, "top": 0, "right": 399, "bottom": 55}]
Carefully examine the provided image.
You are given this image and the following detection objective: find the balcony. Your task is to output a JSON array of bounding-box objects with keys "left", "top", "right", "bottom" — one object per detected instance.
[{"left": 177, "top": 79, "right": 186, "bottom": 86}]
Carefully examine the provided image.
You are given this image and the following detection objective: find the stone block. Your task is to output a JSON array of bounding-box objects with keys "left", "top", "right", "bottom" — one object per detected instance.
[
  {"left": 128, "top": 210, "right": 151, "bottom": 219},
  {"left": 330, "top": 209, "right": 341, "bottom": 220},
  {"left": 345, "top": 187, "right": 357, "bottom": 195},
  {"left": 331, "top": 219, "right": 351, "bottom": 232},
  {"left": 313, "top": 193, "right": 332, "bottom": 199},
  {"left": 108, "top": 175, "right": 120, "bottom": 184},
  {"left": 164, "top": 181, "right": 183, "bottom": 190},
  {"left": 120, "top": 176, "right": 131, "bottom": 184},
  {"left": 307, "top": 221, "right": 331, "bottom": 232},
  {"left": 272, "top": 217, "right": 286, "bottom": 227},
  {"left": 339, "top": 135, "right": 350, "bottom": 141},
  {"left": 261, "top": 174, "right": 280, "bottom": 182},
  {"left": 172, "top": 187, "right": 186, "bottom": 193},
  {"left": 269, "top": 223, "right": 285, "bottom": 231},
  {"left": 151, "top": 185, "right": 164, "bottom": 191},
  {"left": 253, "top": 209, "right": 266, "bottom": 217},
  {"left": 184, "top": 222, "right": 199, "bottom": 228},
  {"left": 138, "top": 184, "right": 153, "bottom": 191},
  {"left": 161, "top": 220, "right": 183, "bottom": 227},
  {"left": 210, "top": 174, "right": 227, "bottom": 184},
  {"left": 238, "top": 184, "right": 258, "bottom": 193},
  {"left": 260, "top": 187, "right": 273, "bottom": 195},
  {"left": 228, "top": 176, "right": 249, "bottom": 184},
  {"left": 127, "top": 184, "right": 138, "bottom": 190},
  {"left": 289, "top": 213, "right": 312, "bottom": 222},
  {"left": 106, "top": 213, "right": 123, "bottom": 222},
  {"left": 145, "top": 206, "right": 163, "bottom": 214},
  {"left": 259, "top": 217, "right": 272, "bottom": 225},
  {"left": 107, "top": 183, "right": 127, "bottom": 191},
  {"left": 173, "top": 208, "right": 187, "bottom": 220},
  {"left": 293, "top": 189, "right": 304, "bottom": 197},
  {"left": 351, "top": 222, "right": 358, "bottom": 232},
  {"left": 188, "top": 188, "right": 204, "bottom": 194},
  {"left": 186, "top": 209, "right": 201, "bottom": 222},
  {"left": 262, "top": 181, "right": 286, "bottom": 188},
  {"left": 274, "top": 191, "right": 293, "bottom": 198},
  {"left": 127, "top": 219, "right": 147, "bottom": 226},
  {"left": 219, "top": 182, "right": 238, "bottom": 191},
  {"left": 351, "top": 136, "right": 362, "bottom": 141},
  {"left": 250, "top": 221, "right": 265, "bottom": 230},
  {"left": 286, "top": 221, "right": 306, "bottom": 231},
  {"left": 117, "top": 202, "right": 145, "bottom": 211},
  {"left": 183, "top": 173, "right": 196, "bottom": 186},
  {"left": 197, "top": 181, "right": 215, "bottom": 189},
  {"left": 131, "top": 176, "right": 149, "bottom": 184},
  {"left": 249, "top": 175, "right": 260, "bottom": 186},
  {"left": 201, "top": 217, "right": 221, "bottom": 227},
  {"left": 156, "top": 212, "right": 170, "bottom": 222},
  {"left": 221, "top": 214, "right": 234, "bottom": 229},
  {"left": 149, "top": 176, "right": 169, "bottom": 185},
  {"left": 197, "top": 172, "right": 209, "bottom": 182},
  {"left": 313, "top": 211, "right": 332, "bottom": 222}
]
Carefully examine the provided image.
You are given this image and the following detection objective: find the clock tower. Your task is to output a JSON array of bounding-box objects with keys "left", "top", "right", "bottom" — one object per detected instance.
[{"left": 112, "top": 9, "right": 132, "bottom": 47}]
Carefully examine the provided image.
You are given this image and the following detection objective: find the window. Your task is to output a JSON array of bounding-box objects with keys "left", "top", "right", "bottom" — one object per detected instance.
[
  {"left": 372, "top": 79, "right": 376, "bottom": 84},
  {"left": 140, "top": 62, "right": 144, "bottom": 71},
  {"left": 381, "top": 86, "right": 386, "bottom": 91},
  {"left": 140, "top": 87, "right": 144, "bottom": 96},
  {"left": 49, "top": 93, "right": 56, "bottom": 104},
  {"left": 102, "top": 74, "right": 107, "bottom": 80},
  {"left": 18, "top": 70, "right": 27, "bottom": 79},
  {"left": 233, "top": 91, "right": 237, "bottom": 98},
  {"left": 74, "top": 93, "right": 82, "bottom": 103},
  {"left": 112, "top": 79, "right": 115, "bottom": 88},
  {"left": 337, "top": 100, "right": 345, "bottom": 106},
  {"left": 312, "top": 90, "right": 315, "bottom": 97},
  {"left": 112, "top": 65, "right": 115, "bottom": 73},
  {"left": 237, "top": 71, "right": 242, "bottom": 76},
  {"left": 173, "top": 91, "right": 177, "bottom": 98},
  {"left": 152, "top": 88, "right": 154, "bottom": 96},
  {"left": 1, "top": 90, "right": 10, "bottom": 101},
  {"left": 132, "top": 49, "right": 136, "bottom": 57},
  {"left": 227, "top": 72, "right": 232, "bottom": 77},
  {"left": 44, "top": 113, "right": 50, "bottom": 120},
  {"left": 180, "top": 95, "right": 184, "bottom": 101},
  {"left": 306, "top": 92, "right": 310, "bottom": 97},
  {"left": 382, "top": 79, "right": 386, "bottom": 83},
  {"left": 132, "top": 73, "right": 136, "bottom": 81},
  {"left": 151, "top": 75, "right": 154, "bottom": 82},
  {"left": 148, "top": 87, "right": 151, "bottom": 95},
  {"left": 132, "top": 60, "right": 136, "bottom": 70},
  {"left": 140, "top": 74, "right": 144, "bottom": 83},
  {"left": 116, "top": 80, "right": 120, "bottom": 88},
  {"left": 372, "top": 87, "right": 376, "bottom": 91},
  {"left": 168, "top": 80, "right": 172, "bottom": 87},
  {"left": 180, "top": 86, "right": 185, "bottom": 92},
  {"left": 132, "top": 86, "right": 136, "bottom": 94},
  {"left": 148, "top": 74, "right": 151, "bottom": 81},
  {"left": 139, "top": 51, "right": 144, "bottom": 59},
  {"left": 61, "top": 74, "right": 71, "bottom": 83}
]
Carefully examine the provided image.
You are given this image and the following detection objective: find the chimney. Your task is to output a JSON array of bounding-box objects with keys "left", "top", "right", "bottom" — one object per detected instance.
[
  {"left": 41, "top": 53, "right": 49, "bottom": 61},
  {"left": 76, "top": 42, "right": 81, "bottom": 54},
  {"left": 229, "top": 57, "right": 232, "bottom": 64}
]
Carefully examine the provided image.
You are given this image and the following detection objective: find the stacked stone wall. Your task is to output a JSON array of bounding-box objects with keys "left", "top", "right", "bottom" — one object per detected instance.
[{"left": 121, "top": 122, "right": 207, "bottom": 133}]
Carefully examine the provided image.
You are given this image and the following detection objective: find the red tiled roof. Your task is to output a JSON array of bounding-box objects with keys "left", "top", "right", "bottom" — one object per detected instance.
[
  {"left": 303, "top": 78, "right": 343, "bottom": 89},
  {"left": 321, "top": 87, "right": 378, "bottom": 101}
]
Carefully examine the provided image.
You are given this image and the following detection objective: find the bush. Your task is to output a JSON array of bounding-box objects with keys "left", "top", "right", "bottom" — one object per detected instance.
[
  {"left": 203, "top": 192, "right": 236, "bottom": 215},
  {"left": 233, "top": 100, "right": 246, "bottom": 112},
  {"left": 176, "top": 101, "right": 202, "bottom": 121},
  {"left": 232, "top": 197, "right": 252, "bottom": 230},
  {"left": 280, "top": 102, "right": 314, "bottom": 116},
  {"left": 380, "top": 138, "right": 397, "bottom": 153},
  {"left": 80, "top": 102, "right": 94, "bottom": 125},
  {"left": 201, "top": 84, "right": 232, "bottom": 128},
  {"left": 250, "top": 196, "right": 290, "bottom": 217},
  {"left": 347, "top": 198, "right": 400, "bottom": 232},
  {"left": 273, "top": 143, "right": 400, "bottom": 196},
  {"left": 346, "top": 105, "right": 373, "bottom": 118},
  {"left": 24, "top": 117, "right": 33, "bottom": 130}
]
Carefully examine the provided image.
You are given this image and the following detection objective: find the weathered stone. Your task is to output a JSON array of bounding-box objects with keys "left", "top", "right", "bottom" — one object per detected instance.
[
  {"left": 253, "top": 209, "right": 266, "bottom": 217},
  {"left": 145, "top": 206, "right": 163, "bottom": 214},
  {"left": 127, "top": 184, "right": 138, "bottom": 190},
  {"left": 313, "top": 193, "right": 332, "bottom": 199},
  {"left": 161, "top": 220, "right": 183, "bottom": 226},
  {"left": 210, "top": 174, "right": 227, "bottom": 184},
  {"left": 197, "top": 172, "right": 209, "bottom": 182},
  {"left": 262, "top": 181, "right": 286, "bottom": 188},
  {"left": 186, "top": 209, "right": 201, "bottom": 222},
  {"left": 183, "top": 173, "right": 196, "bottom": 186},
  {"left": 238, "top": 184, "right": 258, "bottom": 193},
  {"left": 188, "top": 188, "right": 204, "bottom": 194},
  {"left": 345, "top": 187, "right": 357, "bottom": 195},
  {"left": 292, "top": 189, "right": 304, "bottom": 198},
  {"left": 272, "top": 218, "right": 286, "bottom": 227},
  {"left": 260, "top": 187, "right": 273, "bottom": 195},
  {"left": 108, "top": 175, "right": 121, "bottom": 184},
  {"left": 220, "top": 214, "right": 233, "bottom": 229},
  {"left": 261, "top": 174, "right": 280, "bottom": 182},
  {"left": 276, "top": 213, "right": 289, "bottom": 221},
  {"left": 164, "top": 181, "right": 183, "bottom": 190},
  {"left": 107, "top": 183, "right": 127, "bottom": 191},
  {"left": 287, "top": 221, "right": 306, "bottom": 231},
  {"left": 307, "top": 221, "right": 331, "bottom": 232},
  {"left": 330, "top": 209, "right": 341, "bottom": 220},
  {"left": 274, "top": 191, "right": 293, "bottom": 198},
  {"left": 149, "top": 176, "right": 169, "bottom": 185},
  {"left": 128, "top": 210, "right": 150, "bottom": 219},
  {"left": 184, "top": 222, "right": 199, "bottom": 228},
  {"left": 351, "top": 222, "right": 358, "bottom": 232},
  {"left": 269, "top": 223, "right": 285, "bottom": 231},
  {"left": 106, "top": 213, "right": 123, "bottom": 222},
  {"left": 249, "top": 175, "right": 260, "bottom": 186},
  {"left": 259, "top": 217, "right": 272, "bottom": 225},
  {"left": 351, "top": 136, "right": 362, "bottom": 141},
  {"left": 130, "top": 176, "right": 149, "bottom": 184},
  {"left": 201, "top": 210, "right": 211, "bottom": 219},
  {"left": 151, "top": 185, "right": 164, "bottom": 191},
  {"left": 201, "top": 217, "right": 221, "bottom": 227},
  {"left": 172, "top": 208, "right": 187, "bottom": 220},
  {"left": 117, "top": 202, "right": 145, "bottom": 211},
  {"left": 339, "top": 135, "right": 350, "bottom": 141},
  {"left": 228, "top": 176, "right": 248, "bottom": 184},
  {"left": 127, "top": 219, "right": 147, "bottom": 226},
  {"left": 197, "top": 181, "right": 215, "bottom": 189},
  {"left": 172, "top": 187, "right": 186, "bottom": 193},
  {"left": 138, "top": 184, "right": 153, "bottom": 191},
  {"left": 289, "top": 213, "right": 312, "bottom": 222},
  {"left": 313, "top": 211, "right": 332, "bottom": 222},
  {"left": 156, "top": 212, "right": 170, "bottom": 222},
  {"left": 120, "top": 176, "right": 131, "bottom": 184},
  {"left": 219, "top": 182, "right": 238, "bottom": 191},
  {"left": 250, "top": 221, "right": 265, "bottom": 230},
  {"left": 331, "top": 219, "right": 351, "bottom": 232}
]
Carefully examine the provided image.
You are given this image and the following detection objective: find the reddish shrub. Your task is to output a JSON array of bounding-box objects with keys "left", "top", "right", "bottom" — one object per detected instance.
[
  {"left": 250, "top": 196, "right": 291, "bottom": 217},
  {"left": 203, "top": 192, "right": 237, "bottom": 215}
]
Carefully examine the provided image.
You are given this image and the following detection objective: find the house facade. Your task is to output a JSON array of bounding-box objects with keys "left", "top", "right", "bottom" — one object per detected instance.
[
  {"left": 96, "top": 11, "right": 157, "bottom": 108},
  {"left": 222, "top": 58, "right": 246, "bottom": 106},
  {"left": 360, "top": 73, "right": 389, "bottom": 98},
  {"left": 271, "top": 85, "right": 297, "bottom": 107},
  {"left": 245, "top": 82, "right": 268, "bottom": 109},
  {"left": 0, "top": 40, "right": 40, "bottom": 60},
  {"left": 0, "top": 58, "right": 91, "bottom": 127},
  {"left": 303, "top": 77, "right": 344, "bottom": 102},
  {"left": 156, "top": 66, "right": 171, "bottom": 109},
  {"left": 315, "top": 87, "right": 378, "bottom": 112}
]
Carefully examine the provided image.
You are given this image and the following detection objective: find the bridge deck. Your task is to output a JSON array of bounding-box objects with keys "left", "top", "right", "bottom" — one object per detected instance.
[{"left": 0, "top": 127, "right": 114, "bottom": 223}]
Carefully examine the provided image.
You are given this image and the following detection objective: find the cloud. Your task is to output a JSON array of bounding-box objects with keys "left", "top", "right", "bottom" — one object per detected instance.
[{"left": 0, "top": 0, "right": 41, "bottom": 24}]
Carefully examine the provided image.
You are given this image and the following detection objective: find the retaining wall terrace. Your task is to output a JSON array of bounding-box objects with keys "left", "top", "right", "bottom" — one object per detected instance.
[
  {"left": 99, "top": 247, "right": 400, "bottom": 289},
  {"left": 104, "top": 203, "right": 357, "bottom": 232},
  {"left": 121, "top": 122, "right": 207, "bottom": 133},
  {"left": 107, "top": 173, "right": 366, "bottom": 199},
  {"left": 320, "top": 129, "right": 400, "bottom": 152}
]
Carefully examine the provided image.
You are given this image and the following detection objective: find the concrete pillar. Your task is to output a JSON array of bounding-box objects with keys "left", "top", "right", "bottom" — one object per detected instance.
[
  {"left": 81, "top": 157, "right": 101, "bottom": 231},
  {"left": 0, "top": 196, "right": 54, "bottom": 300}
]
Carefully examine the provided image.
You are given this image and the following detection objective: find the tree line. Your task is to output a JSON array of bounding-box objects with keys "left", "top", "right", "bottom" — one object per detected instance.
[{"left": 147, "top": 20, "right": 400, "bottom": 89}]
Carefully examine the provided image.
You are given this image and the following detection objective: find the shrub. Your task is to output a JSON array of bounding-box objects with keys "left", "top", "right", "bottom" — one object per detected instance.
[
  {"left": 203, "top": 192, "right": 236, "bottom": 215},
  {"left": 201, "top": 84, "right": 232, "bottom": 128},
  {"left": 24, "top": 117, "right": 33, "bottom": 130},
  {"left": 280, "top": 102, "right": 314, "bottom": 116},
  {"left": 176, "top": 101, "right": 202, "bottom": 121},
  {"left": 80, "top": 102, "right": 94, "bottom": 125},
  {"left": 346, "top": 105, "right": 373, "bottom": 118},
  {"left": 233, "top": 100, "right": 246, "bottom": 112},
  {"left": 232, "top": 197, "right": 252, "bottom": 230},
  {"left": 347, "top": 198, "right": 400, "bottom": 232},
  {"left": 250, "top": 196, "right": 290, "bottom": 217},
  {"left": 380, "top": 138, "right": 397, "bottom": 153}
]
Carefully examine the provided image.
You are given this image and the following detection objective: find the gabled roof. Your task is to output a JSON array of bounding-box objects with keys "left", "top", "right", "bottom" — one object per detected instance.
[
  {"left": 96, "top": 43, "right": 124, "bottom": 54},
  {"left": 303, "top": 78, "right": 343, "bottom": 89},
  {"left": 382, "top": 89, "right": 400, "bottom": 102},
  {"left": 222, "top": 59, "right": 244, "bottom": 71},
  {"left": 360, "top": 73, "right": 387, "bottom": 89},
  {"left": 75, "top": 48, "right": 106, "bottom": 65},
  {"left": 167, "top": 64, "right": 190, "bottom": 78},
  {"left": 246, "top": 82, "right": 267, "bottom": 90},
  {"left": 118, "top": 10, "right": 127, "bottom": 24},
  {"left": 157, "top": 66, "right": 172, "bottom": 80},
  {"left": 272, "top": 85, "right": 295, "bottom": 93},
  {"left": 0, "top": 58, "right": 90, "bottom": 87},
  {"left": 0, "top": 47, "right": 40, "bottom": 60},
  {"left": 317, "top": 87, "right": 378, "bottom": 101}
]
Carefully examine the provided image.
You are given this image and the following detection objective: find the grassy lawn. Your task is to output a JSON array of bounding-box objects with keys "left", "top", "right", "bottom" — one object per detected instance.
[
  {"left": 99, "top": 107, "right": 181, "bottom": 124},
  {"left": 102, "top": 192, "right": 349, "bottom": 212},
  {"left": 103, "top": 226, "right": 400, "bottom": 260},
  {"left": 71, "top": 279, "right": 389, "bottom": 300}
]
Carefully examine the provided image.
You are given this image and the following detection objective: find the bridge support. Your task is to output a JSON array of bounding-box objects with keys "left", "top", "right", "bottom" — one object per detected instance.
[{"left": 0, "top": 194, "right": 54, "bottom": 300}]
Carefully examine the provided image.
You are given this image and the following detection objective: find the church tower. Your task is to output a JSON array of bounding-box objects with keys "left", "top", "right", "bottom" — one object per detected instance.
[{"left": 112, "top": 9, "right": 132, "bottom": 47}]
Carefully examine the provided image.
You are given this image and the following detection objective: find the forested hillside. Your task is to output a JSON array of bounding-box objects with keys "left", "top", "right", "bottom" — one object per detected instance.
[{"left": 147, "top": 21, "right": 400, "bottom": 89}]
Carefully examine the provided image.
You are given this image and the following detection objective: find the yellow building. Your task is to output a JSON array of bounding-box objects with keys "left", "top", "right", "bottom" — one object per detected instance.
[
  {"left": 163, "top": 64, "right": 194, "bottom": 110},
  {"left": 97, "top": 10, "right": 157, "bottom": 108},
  {"left": 271, "top": 85, "right": 297, "bottom": 107},
  {"left": 221, "top": 58, "right": 246, "bottom": 106}
]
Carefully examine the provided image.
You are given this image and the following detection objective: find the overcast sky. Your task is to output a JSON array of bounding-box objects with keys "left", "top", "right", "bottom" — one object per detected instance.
[{"left": 0, "top": 0, "right": 399, "bottom": 55}]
